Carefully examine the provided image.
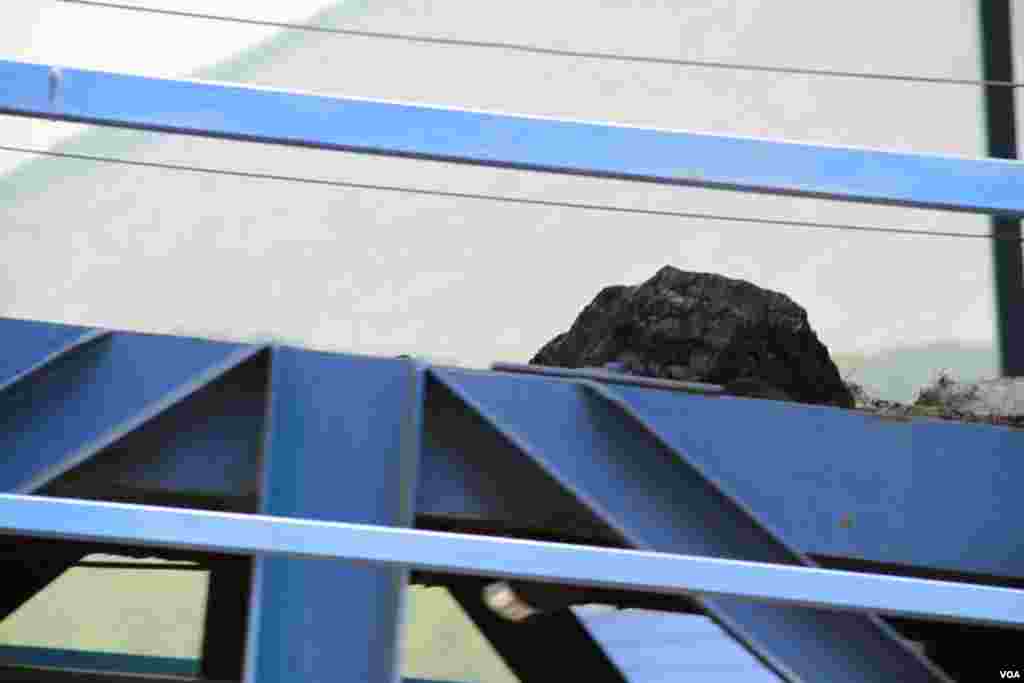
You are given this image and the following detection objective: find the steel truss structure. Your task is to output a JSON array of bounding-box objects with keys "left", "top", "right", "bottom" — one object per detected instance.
[{"left": 0, "top": 57, "right": 1022, "bottom": 682}]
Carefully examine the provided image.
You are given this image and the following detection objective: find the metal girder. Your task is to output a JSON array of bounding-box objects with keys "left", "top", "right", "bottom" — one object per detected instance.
[
  {"left": 0, "top": 494, "right": 1022, "bottom": 631},
  {"left": 0, "top": 322, "right": 266, "bottom": 640},
  {"left": 5, "top": 319, "right": 1024, "bottom": 679},
  {"left": 0, "top": 327, "right": 110, "bottom": 396},
  {"left": 3, "top": 318, "right": 1023, "bottom": 580},
  {"left": 435, "top": 365, "right": 1024, "bottom": 581},
  {"left": 0, "top": 321, "right": 267, "bottom": 494},
  {"left": 242, "top": 350, "right": 422, "bottom": 683},
  {"left": 0, "top": 323, "right": 107, "bottom": 616},
  {"left": 2, "top": 59, "right": 1024, "bottom": 215},
  {"left": 429, "top": 369, "right": 950, "bottom": 681},
  {"left": 422, "top": 378, "right": 635, "bottom": 680}
]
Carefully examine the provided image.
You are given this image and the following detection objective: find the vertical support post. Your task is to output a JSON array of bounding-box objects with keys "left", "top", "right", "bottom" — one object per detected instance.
[
  {"left": 242, "top": 350, "right": 423, "bottom": 683},
  {"left": 199, "top": 558, "right": 252, "bottom": 680},
  {"left": 980, "top": 0, "right": 1024, "bottom": 376}
]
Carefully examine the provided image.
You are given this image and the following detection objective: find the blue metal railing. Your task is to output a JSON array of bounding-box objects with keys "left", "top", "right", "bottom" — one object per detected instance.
[
  {"left": 2, "top": 59, "right": 1023, "bottom": 216},
  {"left": 0, "top": 493, "right": 1020, "bottom": 629}
]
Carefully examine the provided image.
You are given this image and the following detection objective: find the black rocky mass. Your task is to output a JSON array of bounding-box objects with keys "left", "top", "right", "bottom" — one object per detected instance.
[{"left": 531, "top": 266, "right": 854, "bottom": 409}]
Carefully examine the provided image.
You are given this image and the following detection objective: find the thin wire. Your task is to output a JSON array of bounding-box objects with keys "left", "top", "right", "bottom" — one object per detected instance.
[
  {"left": 54, "top": 0, "right": 1023, "bottom": 89},
  {"left": 0, "top": 143, "right": 1014, "bottom": 242}
]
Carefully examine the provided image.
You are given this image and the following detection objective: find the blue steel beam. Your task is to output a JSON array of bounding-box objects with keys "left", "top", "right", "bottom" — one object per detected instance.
[
  {"left": 429, "top": 365, "right": 1024, "bottom": 581},
  {"left": 430, "top": 369, "right": 949, "bottom": 682},
  {"left": 43, "top": 348, "right": 270, "bottom": 506},
  {"left": 0, "top": 319, "right": 268, "bottom": 494},
  {"left": 0, "top": 327, "right": 110, "bottom": 395},
  {"left": 0, "top": 319, "right": 105, "bottom": 387},
  {"left": 421, "top": 372, "right": 636, "bottom": 680},
  {"left": 0, "top": 323, "right": 115, "bottom": 616},
  {"left": 2, "top": 59, "right": 1024, "bottom": 215},
  {"left": 6, "top": 318, "right": 1023, "bottom": 581},
  {"left": 243, "top": 350, "right": 422, "bottom": 683},
  {"left": 0, "top": 494, "right": 1021, "bottom": 630}
]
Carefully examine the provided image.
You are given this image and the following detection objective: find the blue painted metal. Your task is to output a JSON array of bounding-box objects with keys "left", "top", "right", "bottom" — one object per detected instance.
[
  {"left": 607, "top": 382, "right": 1024, "bottom": 579},
  {"left": 5, "top": 319, "right": 1024, "bottom": 678},
  {"left": 2, "top": 318, "right": 1022, "bottom": 582},
  {"left": 0, "top": 318, "right": 103, "bottom": 388},
  {"left": 243, "top": 350, "right": 422, "bottom": 683},
  {"left": 0, "top": 494, "right": 1022, "bottom": 631},
  {"left": 430, "top": 364, "right": 1024, "bottom": 581},
  {"left": 575, "top": 611, "right": 778, "bottom": 683},
  {"left": 491, "top": 361, "right": 724, "bottom": 394},
  {"left": 45, "top": 353, "right": 269, "bottom": 505},
  {"left": 429, "top": 369, "right": 949, "bottom": 682},
  {"left": 0, "top": 327, "right": 110, "bottom": 395},
  {"left": 0, "top": 319, "right": 267, "bottom": 494},
  {"left": 2, "top": 58, "right": 1024, "bottom": 215}
]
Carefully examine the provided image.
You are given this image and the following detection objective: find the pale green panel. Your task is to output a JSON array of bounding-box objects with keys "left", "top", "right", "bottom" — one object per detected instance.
[
  {"left": 402, "top": 586, "right": 519, "bottom": 683},
  {"left": 0, "top": 555, "right": 209, "bottom": 659}
]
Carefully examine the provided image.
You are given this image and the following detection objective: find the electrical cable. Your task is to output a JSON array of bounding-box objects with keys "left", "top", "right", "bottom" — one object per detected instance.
[
  {"left": 0, "top": 142, "right": 1015, "bottom": 242},
  {"left": 53, "top": 0, "right": 1023, "bottom": 89}
]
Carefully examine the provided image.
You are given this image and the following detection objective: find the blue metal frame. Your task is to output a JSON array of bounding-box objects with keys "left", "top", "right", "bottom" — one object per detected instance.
[
  {"left": 5, "top": 317, "right": 1024, "bottom": 679},
  {"left": 243, "top": 350, "right": 421, "bottom": 683},
  {"left": 0, "top": 327, "right": 267, "bottom": 494},
  {"left": 5, "top": 319, "right": 1021, "bottom": 582},
  {"left": 432, "top": 370, "right": 946, "bottom": 681},
  {"left": 2, "top": 59, "right": 1024, "bottom": 215},
  {"left": 1, "top": 493, "right": 1021, "bottom": 630}
]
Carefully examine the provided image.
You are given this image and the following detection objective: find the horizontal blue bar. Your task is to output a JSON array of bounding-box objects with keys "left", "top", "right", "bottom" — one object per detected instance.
[
  {"left": 1, "top": 59, "right": 1023, "bottom": 215},
  {"left": 0, "top": 494, "right": 1021, "bottom": 629}
]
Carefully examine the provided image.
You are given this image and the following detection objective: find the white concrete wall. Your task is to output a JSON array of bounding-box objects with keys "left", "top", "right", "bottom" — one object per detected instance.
[{"left": 0, "top": 0, "right": 1003, "bottom": 372}]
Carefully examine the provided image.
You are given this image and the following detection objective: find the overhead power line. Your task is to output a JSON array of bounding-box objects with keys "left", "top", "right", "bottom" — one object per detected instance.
[
  {"left": 54, "top": 0, "right": 1023, "bottom": 88},
  {"left": 0, "top": 143, "right": 1014, "bottom": 242}
]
